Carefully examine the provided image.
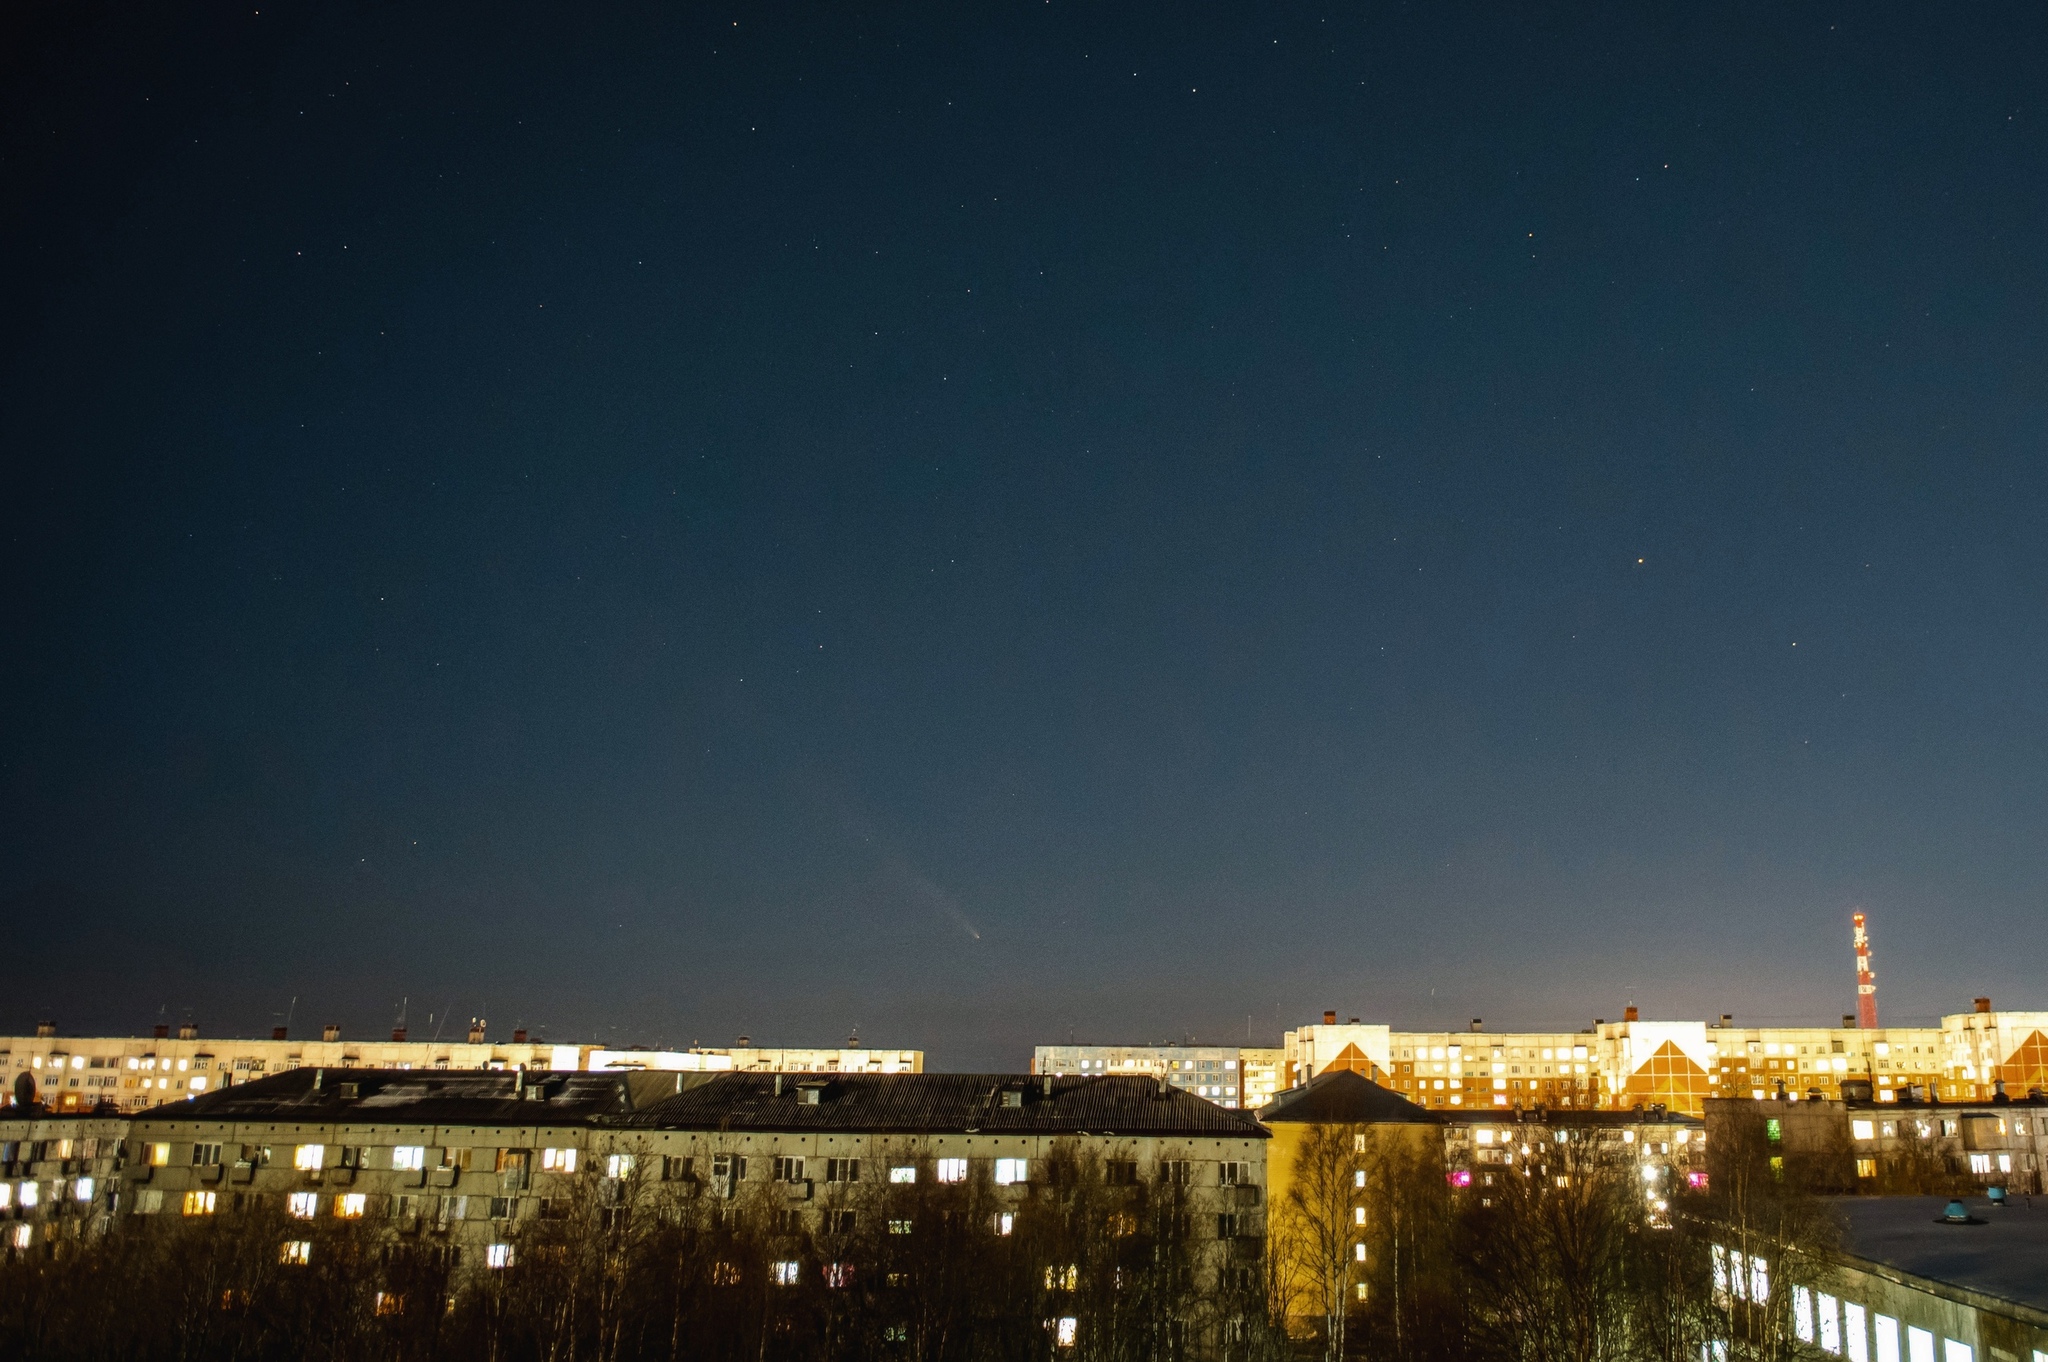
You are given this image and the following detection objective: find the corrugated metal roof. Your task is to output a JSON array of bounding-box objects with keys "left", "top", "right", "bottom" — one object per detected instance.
[
  {"left": 1257, "top": 1070, "right": 1437, "bottom": 1126},
  {"left": 618, "top": 1074, "right": 1270, "bottom": 1138}
]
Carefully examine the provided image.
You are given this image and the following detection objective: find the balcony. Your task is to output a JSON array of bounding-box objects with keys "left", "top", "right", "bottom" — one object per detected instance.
[
  {"left": 783, "top": 1180, "right": 813, "bottom": 1201},
  {"left": 429, "top": 1167, "right": 461, "bottom": 1189},
  {"left": 327, "top": 1167, "right": 356, "bottom": 1186},
  {"left": 230, "top": 1163, "right": 256, "bottom": 1184},
  {"left": 195, "top": 1165, "right": 224, "bottom": 1185}
]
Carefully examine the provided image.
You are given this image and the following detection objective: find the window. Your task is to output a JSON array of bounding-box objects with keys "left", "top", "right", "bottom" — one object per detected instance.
[
  {"left": 1942, "top": 1344, "right": 1971, "bottom": 1362},
  {"left": 662, "top": 1155, "right": 691, "bottom": 1180},
  {"left": 148, "top": 1142, "right": 170, "bottom": 1167},
  {"left": 1818, "top": 1292, "right": 1840, "bottom": 1353},
  {"left": 993, "top": 1211, "right": 1016, "bottom": 1235},
  {"left": 1054, "top": 1317, "right": 1078, "bottom": 1348},
  {"left": 1219, "top": 1160, "right": 1246, "bottom": 1185},
  {"left": 73, "top": 1178, "right": 94, "bottom": 1201},
  {"left": 485, "top": 1243, "right": 514, "bottom": 1270},
  {"left": 335, "top": 1193, "right": 367, "bottom": 1218},
  {"left": 1354, "top": 1169, "right": 1366, "bottom": 1188},
  {"left": 774, "top": 1156, "right": 805, "bottom": 1182},
  {"left": 1851, "top": 1120, "right": 1875, "bottom": 1140},
  {"left": 281, "top": 1240, "right": 311, "bottom": 1265},
  {"left": 1354, "top": 1242, "right": 1367, "bottom": 1262},
  {"left": 392, "top": 1146, "right": 426, "bottom": 1171},
  {"left": 1218, "top": 1213, "right": 1239, "bottom": 1238},
  {"left": 936, "top": 1157, "right": 967, "bottom": 1183},
  {"left": 1968, "top": 1153, "right": 1992, "bottom": 1175},
  {"left": 183, "top": 1190, "right": 216, "bottom": 1216},
  {"left": 825, "top": 1157, "right": 859, "bottom": 1183},
  {"left": 191, "top": 1143, "right": 223, "bottom": 1166},
  {"left": 888, "top": 1219, "right": 913, "bottom": 1235},
  {"left": 1104, "top": 1160, "right": 1137, "bottom": 1186},
  {"left": 605, "top": 1154, "right": 635, "bottom": 1179},
  {"left": 889, "top": 1165, "right": 916, "bottom": 1184},
  {"left": 288, "top": 1192, "right": 319, "bottom": 1218},
  {"left": 824, "top": 1210, "right": 856, "bottom": 1234},
  {"left": 1875, "top": 1316, "right": 1900, "bottom": 1362},
  {"left": 1845, "top": 1303, "right": 1867, "bottom": 1362},
  {"left": 1045, "top": 1265, "right": 1078, "bottom": 1290},
  {"left": 137, "top": 1189, "right": 163, "bottom": 1214},
  {"left": 1856, "top": 1158, "right": 1877, "bottom": 1179},
  {"left": 1161, "top": 1160, "right": 1191, "bottom": 1185},
  {"left": 994, "top": 1158, "right": 1028, "bottom": 1185},
  {"left": 1906, "top": 1326, "right": 1934, "bottom": 1362},
  {"left": 294, "top": 1144, "right": 325, "bottom": 1172},
  {"left": 713, "top": 1153, "right": 746, "bottom": 1182},
  {"left": 540, "top": 1147, "right": 577, "bottom": 1173},
  {"left": 770, "top": 1259, "right": 801, "bottom": 1286},
  {"left": 1795, "top": 1286, "right": 1815, "bottom": 1343}
]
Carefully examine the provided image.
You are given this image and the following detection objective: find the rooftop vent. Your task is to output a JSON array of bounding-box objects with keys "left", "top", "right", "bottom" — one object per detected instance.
[
  {"left": 1842, "top": 1015, "right": 1856, "bottom": 1028},
  {"left": 35, "top": 1022, "right": 55, "bottom": 1039},
  {"left": 391, "top": 1026, "right": 407, "bottom": 1042},
  {"left": 467, "top": 1019, "right": 486, "bottom": 1044},
  {"left": 337, "top": 1082, "right": 359, "bottom": 1100},
  {"left": 1322, "top": 1011, "right": 1336, "bottom": 1025},
  {"left": 322, "top": 1024, "right": 340, "bottom": 1042},
  {"left": 154, "top": 1024, "right": 169, "bottom": 1039},
  {"left": 1623, "top": 1006, "right": 1639, "bottom": 1023},
  {"left": 1002, "top": 1089, "right": 1024, "bottom": 1108},
  {"left": 273, "top": 1026, "right": 289, "bottom": 1041},
  {"left": 1471, "top": 1018, "right": 1485, "bottom": 1032},
  {"left": 1974, "top": 997, "right": 1992, "bottom": 1014},
  {"left": 512, "top": 1028, "right": 528, "bottom": 1043},
  {"left": 178, "top": 1023, "right": 198, "bottom": 1040}
]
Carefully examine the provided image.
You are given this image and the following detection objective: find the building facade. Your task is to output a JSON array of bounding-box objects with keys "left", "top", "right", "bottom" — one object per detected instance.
[{"left": 0, "top": 1026, "right": 921, "bottom": 1113}]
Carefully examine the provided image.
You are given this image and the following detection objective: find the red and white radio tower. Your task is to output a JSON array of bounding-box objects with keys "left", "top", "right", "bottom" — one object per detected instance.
[{"left": 1852, "top": 912, "right": 1878, "bottom": 1029}]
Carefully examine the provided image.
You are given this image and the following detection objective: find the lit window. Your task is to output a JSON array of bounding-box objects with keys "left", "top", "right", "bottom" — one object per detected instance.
[
  {"left": 936, "top": 1158, "right": 968, "bottom": 1183},
  {"left": 1054, "top": 1317, "right": 1078, "bottom": 1348},
  {"left": 294, "top": 1144, "right": 325, "bottom": 1172},
  {"left": 825, "top": 1262, "right": 854, "bottom": 1288},
  {"left": 606, "top": 1154, "right": 635, "bottom": 1178},
  {"left": 189, "top": 1077, "right": 206, "bottom": 1091},
  {"left": 890, "top": 1165, "right": 916, "bottom": 1184},
  {"left": 1852, "top": 1120, "right": 1875, "bottom": 1141},
  {"left": 281, "top": 1240, "right": 311, "bottom": 1265},
  {"left": 994, "top": 1158, "right": 1028, "bottom": 1185},
  {"left": 1354, "top": 1207, "right": 1366, "bottom": 1225},
  {"left": 541, "top": 1147, "right": 577, "bottom": 1172},
  {"left": 1045, "top": 1265, "right": 1078, "bottom": 1290},
  {"left": 994, "top": 1212, "right": 1015, "bottom": 1236},
  {"left": 149, "top": 1143, "right": 171, "bottom": 1167},
  {"left": 1354, "top": 1242, "right": 1366, "bottom": 1262},
  {"left": 288, "top": 1192, "right": 319, "bottom": 1218},
  {"left": 73, "top": 1177, "right": 94, "bottom": 1202},
  {"left": 1856, "top": 1158, "right": 1877, "bottom": 1179},
  {"left": 18, "top": 1183, "right": 39, "bottom": 1209},
  {"left": 335, "top": 1193, "right": 367, "bottom": 1218},
  {"left": 888, "top": 1219, "right": 913, "bottom": 1234},
  {"left": 485, "top": 1243, "right": 514, "bottom": 1269},
  {"left": 772, "top": 1260, "right": 800, "bottom": 1286},
  {"left": 183, "top": 1190, "right": 216, "bottom": 1216},
  {"left": 1354, "top": 1169, "right": 1365, "bottom": 1187},
  {"left": 392, "top": 1146, "right": 425, "bottom": 1171}
]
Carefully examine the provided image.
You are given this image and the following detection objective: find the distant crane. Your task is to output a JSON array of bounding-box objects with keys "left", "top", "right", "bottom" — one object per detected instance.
[{"left": 1852, "top": 912, "right": 1878, "bottom": 1028}]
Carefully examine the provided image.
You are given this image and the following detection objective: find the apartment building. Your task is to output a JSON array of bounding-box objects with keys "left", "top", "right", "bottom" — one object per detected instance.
[
  {"left": 0, "top": 1068, "right": 1267, "bottom": 1267},
  {"left": 1276, "top": 999, "right": 2044, "bottom": 1118},
  {"left": 0, "top": 1024, "right": 921, "bottom": 1113},
  {"left": 1709, "top": 1093, "right": 2048, "bottom": 1195},
  {"left": 1029, "top": 1044, "right": 1262, "bottom": 1108}
]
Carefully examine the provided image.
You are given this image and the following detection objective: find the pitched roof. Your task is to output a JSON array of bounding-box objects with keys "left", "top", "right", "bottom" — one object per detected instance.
[
  {"left": 137, "top": 1069, "right": 1268, "bottom": 1140},
  {"left": 618, "top": 1074, "right": 1269, "bottom": 1139},
  {"left": 1256, "top": 1069, "right": 1436, "bottom": 1126},
  {"left": 138, "top": 1068, "right": 638, "bottom": 1127}
]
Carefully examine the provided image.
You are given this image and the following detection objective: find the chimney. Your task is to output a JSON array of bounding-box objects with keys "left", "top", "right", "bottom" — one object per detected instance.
[
  {"left": 322, "top": 1023, "right": 340, "bottom": 1042},
  {"left": 467, "top": 1019, "right": 486, "bottom": 1044},
  {"left": 272, "top": 1026, "right": 289, "bottom": 1041},
  {"left": 312, "top": 1069, "right": 324, "bottom": 1091},
  {"left": 391, "top": 1026, "right": 408, "bottom": 1042},
  {"left": 1852, "top": 913, "right": 1879, "bottom": 1028},
  {"left": 1974, "top": 997, "right": 1992, "bottom": 1014},
  {"left": 1323, "top": 1010, "right": 1336, "bottom": 1026},
  {"left": 1470, "top": 1018, "right": 1484, "bottom": 1032},
  {"left": 35, "top": 1021, "right": 55, "bottom": 1039},
  {"left": 512, "top": 1028, "right": 528, "bottom": 1043},
  {"left": 178, "top": 1023, "right": 198, "bottom": 1040},
  {"left": 1623, "top": 1006, "right": 1639, "bottom": 1023},
  {"left": 1842, "top": 1015, "right": 1856, "bottom": 1029},
  {"left": 153, "top": 1024, "right": 169, "bottom": 1040}
]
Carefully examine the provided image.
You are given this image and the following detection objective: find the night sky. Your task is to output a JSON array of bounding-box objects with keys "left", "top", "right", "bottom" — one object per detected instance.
[{"left": 4, "top": 5, "right": 2045, "bottom": 1067}]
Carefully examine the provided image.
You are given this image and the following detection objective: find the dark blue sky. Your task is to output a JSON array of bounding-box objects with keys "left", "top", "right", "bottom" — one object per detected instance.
[{"left": 4, "top": 4, "right": 2044, "bottom": 1067}]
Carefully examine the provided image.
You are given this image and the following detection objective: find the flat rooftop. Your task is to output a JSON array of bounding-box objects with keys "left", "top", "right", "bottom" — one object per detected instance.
[{"left": 1829, "top": 1195, "right": 2048, "bottom": 1316}]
